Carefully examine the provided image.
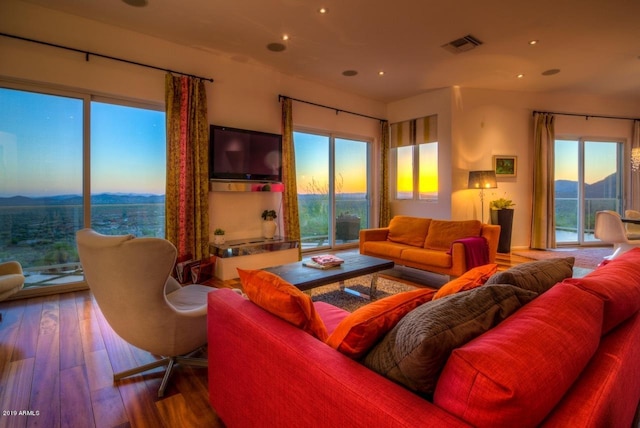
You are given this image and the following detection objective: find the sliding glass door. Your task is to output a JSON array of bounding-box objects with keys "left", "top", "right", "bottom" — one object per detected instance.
[
  {"left": 294, "top": 131, "right": 371, "bottom": 250},
  {"left": 0, "top": 84, "right": 165, "bottom": 295},
  {"left": 555, "top": 139, "right": 622, "bottom": 244}
]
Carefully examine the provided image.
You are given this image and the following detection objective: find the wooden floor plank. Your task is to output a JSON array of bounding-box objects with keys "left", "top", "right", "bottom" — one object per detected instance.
[
  {"left": 78, "top": 296, "right": 105, "bottom": 356},
  {"left": 28, "top": 316, "right": 60, "bottom": 428},
  {"left": 89, "top": 386, "right": 128, "bottom": 428},
  {"left": 60, "top": 365, "right": 95, "bottom": 428},
  {"left": 173, "top": 365, "right": 223, "bottom": 427},
  {"left": 0, "top": 358, "right": 34, "bottom": 428},
  {"left": 12, "top": 297, "right": 43, "bottom": 362},
  {"left": 0, "top": 301, "right": 24, "bottom": 383},
  {"left": 59, "top": 293, "right": 83, "bottom": 371},
  {"left": 155, "top": 393, "right": 202, "bottom": 428},
  {"left": 85, "top": 349, "right": 114, "bottom": 392},
  {"left": 116, "top": 377, "right": 166, "bottom": 428}
]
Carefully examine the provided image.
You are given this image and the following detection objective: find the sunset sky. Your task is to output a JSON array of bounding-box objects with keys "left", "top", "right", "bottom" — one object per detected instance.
[
  {"left": 0, "top": 88, "right": 165, "bottom": 197},
  {"left": 555, "top": 139, "right": 618, "bottom": 184},
  {"left": 294, "top": 131, "right": 367, "bottom": 194}
]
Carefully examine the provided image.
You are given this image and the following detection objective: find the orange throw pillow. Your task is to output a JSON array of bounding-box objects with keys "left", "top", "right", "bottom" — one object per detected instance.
[
  {"left": 432, "top": 263, "right": 498, "bottom": 300},
  {"left": 238, "top": 269, "right": 328, "bottom": 341},
  {"left": 326, "top": 288, "right": 436, "bottom": 359}
]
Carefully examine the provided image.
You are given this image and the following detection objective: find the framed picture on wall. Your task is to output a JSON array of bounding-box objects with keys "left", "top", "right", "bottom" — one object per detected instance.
[{"left": 493, "top": 155, "right": 517, "bottom": 178}]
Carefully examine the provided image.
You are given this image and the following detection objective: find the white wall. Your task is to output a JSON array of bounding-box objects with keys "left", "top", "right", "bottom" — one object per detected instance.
[
  {"left": 389, "top": 86, "right": 639, "bottom": 248},
  {"left": 0, "top": 0, "right": 385, "bottom": 241}
]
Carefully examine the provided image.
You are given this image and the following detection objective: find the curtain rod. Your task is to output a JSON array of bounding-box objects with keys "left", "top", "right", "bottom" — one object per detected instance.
[
  {"left": 279, "top": 94, "right": 387, "bottom": 123},
  {"left": 0, "top": 32, "right": 214, "bottom": 83},
  {"left": 533, "top": 110, "right": 639, "bottom": 122}
]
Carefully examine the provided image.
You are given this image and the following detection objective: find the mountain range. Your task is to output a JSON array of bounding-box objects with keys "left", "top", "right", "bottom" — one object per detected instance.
[
  {"left": 0, "top": 193, "right": 165, "bottom": 207},
  {"left": 555, "top": 173, "right": 618, "bottom": 198}
]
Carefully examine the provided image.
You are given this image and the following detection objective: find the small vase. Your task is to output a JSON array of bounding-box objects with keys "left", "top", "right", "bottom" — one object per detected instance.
[
  {"left": 213, "top": 235, "right": 225, "bottom": 245},
  {"left": 262, "top": 220, "right": 277, "bottom": 239}
]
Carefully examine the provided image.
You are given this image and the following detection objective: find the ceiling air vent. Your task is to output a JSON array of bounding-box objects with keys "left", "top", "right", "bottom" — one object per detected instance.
[{"left": 441, "top": 34, "right": 483, "bottom": 54}]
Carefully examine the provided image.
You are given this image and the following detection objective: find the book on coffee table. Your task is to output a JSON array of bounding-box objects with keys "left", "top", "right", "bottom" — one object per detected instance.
[
  {"left": 303, "top": 260, "right": 339, "bottom": 270},
  {"left": 303, "top": 254, "right": 344, "bottom": 269}
]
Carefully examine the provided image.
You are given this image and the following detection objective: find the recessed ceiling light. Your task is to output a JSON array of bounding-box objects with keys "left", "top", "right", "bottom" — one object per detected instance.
[
  {"left": 528, "top": 40, "right": 538, "bottom": 45},
  {"left": 318, "top": 7, "right": 328, "bottom": 14},
  {"left": 542, "top": 68, "right": 561, "bottom": 76},
  {"left": 282, "top": 34, "right": 289, "bottom": 41},
  {"left": 342, "top": 70, "right": 358, "bottom": 77},
  {"left": 122, "top": 0, "right": 148, "bottom": 7},
  {"left": 378, "top": 71, "right": 385, "bottom": 76},
  {"left": 516, "top": 74, "right": 525, "bottom": 79},
  {"left": 267, "top": 43, "right": 286, "bottom": 52}
]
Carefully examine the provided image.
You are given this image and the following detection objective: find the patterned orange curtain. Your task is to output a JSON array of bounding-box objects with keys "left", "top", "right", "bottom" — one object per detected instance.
[
  {"left": 165, "top": 74, "right": 210, "bottom": 262},
  {"left": 379, "top": 120, "right": 391, "bottom": 227},
  {"left": 531, "top": 112, "right": 555, "bottom": 249},
  {"left": 281, "top": 97, "right": 301, "bottom": 260}
]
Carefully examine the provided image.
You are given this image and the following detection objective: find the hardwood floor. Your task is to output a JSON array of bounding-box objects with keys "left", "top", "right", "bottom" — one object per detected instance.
[
  {"left": 0, "top": 251, "right": 527, "bottom": 428},
  {"left": 0, "top": 291, "right": 224, "bottom": 428}
]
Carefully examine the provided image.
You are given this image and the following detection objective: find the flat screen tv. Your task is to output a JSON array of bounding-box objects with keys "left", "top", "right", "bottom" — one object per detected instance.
[{"left": 209, "top": 125, "right": 282, "bottom": 182}]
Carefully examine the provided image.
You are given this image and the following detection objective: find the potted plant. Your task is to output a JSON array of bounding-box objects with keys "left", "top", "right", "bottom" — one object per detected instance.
[
  {"left": 490, "top": 195, "right": 515, "bottom": 253},
  {"left": 213, "top": 228, "right": 225, "bottom": 245},
  {"left": 489, "top": 197, "right": 515, "bottom": 211},
  {"left": 261, "top": 209, "right": 277, "bottom": 221},
  {"left": 261, "top": 210, "right": 278, "bottom": 239}
]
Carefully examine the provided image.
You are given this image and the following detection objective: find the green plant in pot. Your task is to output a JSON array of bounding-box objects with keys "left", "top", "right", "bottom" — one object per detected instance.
[
  {"left": 213, "top": 228, "right": 225, "bottom": 245},
  {"left": 261, "top": 210, "right": 277, "bottom": 221},
  {"left": 489, "top": 197, "right": 515, "bottom": 210},
  {"left": 261, "top": 210, "right": 278, "bottom": 239}
]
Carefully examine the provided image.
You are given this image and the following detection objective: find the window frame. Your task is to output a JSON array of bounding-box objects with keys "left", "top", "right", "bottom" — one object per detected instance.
[
  {"left": 390, "top": 115, "right": 439, "bottom": 202},
  {"left": 0, "top": 79, "right": 165, "bottom": 298},
  {"left": 293, "top": 127, "right": 373, "bottom": 251}
]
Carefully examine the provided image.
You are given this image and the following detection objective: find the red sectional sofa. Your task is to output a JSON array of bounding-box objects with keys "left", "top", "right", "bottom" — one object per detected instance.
[{"left": 207, "top": 249, "right": 640, "bottom": 427}]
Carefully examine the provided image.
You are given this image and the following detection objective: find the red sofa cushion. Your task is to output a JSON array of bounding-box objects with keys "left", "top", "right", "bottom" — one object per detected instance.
[
  {"left": 563, "top": 247, "right": 640, "bottom": 334},
  {"left": 238, "top": 268, "right": 328, "bottom": 340},
  {"left": 314, "top": 301, "right": 350, "bottom": 334},
  {"left": 326, "top": 288, "right": 436, "bottom": 359},
  {"left": 541, "top": 312, "right": 640, "bottom": 428},
  {"left": 434, "top": 283, "right": 603, "bottom": 428}
]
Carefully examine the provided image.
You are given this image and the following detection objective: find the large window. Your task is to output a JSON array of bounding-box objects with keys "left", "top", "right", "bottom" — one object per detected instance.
[
  {"left": 294, "top": 131, "right": 371, "bottom": 250},
  {"left": 0, "top": 84, "right": 165, "bottom": 293},
  {"left": 391, "top": 115, "right": 438, "bottom": 200},
  {"left": 90, "top": 101, "right": 166, "bottom": 237},
  {"left": 554, "top": 138, "right": 622, "bottom": 244}
]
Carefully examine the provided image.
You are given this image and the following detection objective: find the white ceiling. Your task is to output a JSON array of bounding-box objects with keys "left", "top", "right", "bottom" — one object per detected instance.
[{"left": 18, "top": 0, "right": 640, "bottom": 102}]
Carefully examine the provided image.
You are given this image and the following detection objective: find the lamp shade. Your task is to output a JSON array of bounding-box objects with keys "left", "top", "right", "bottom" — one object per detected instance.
[{"left": 468, "top": 170, "right": 497, "bottom": 189}]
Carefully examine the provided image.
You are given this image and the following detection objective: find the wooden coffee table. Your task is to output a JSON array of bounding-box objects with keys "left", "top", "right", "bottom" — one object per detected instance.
[{"left": 263, "top": 253, "right": 394, "bottom": 300}]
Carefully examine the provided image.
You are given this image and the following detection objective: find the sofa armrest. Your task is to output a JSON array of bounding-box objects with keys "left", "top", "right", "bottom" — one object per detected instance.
[
  {"left": 359, "top": 227, "right": 389, "bottom": 253},
  {"left": 481, "top": 224, "right": 501, "bottom": 262},
  {"left": 208, "top": 289, "right": 468, "bottom": 428}
]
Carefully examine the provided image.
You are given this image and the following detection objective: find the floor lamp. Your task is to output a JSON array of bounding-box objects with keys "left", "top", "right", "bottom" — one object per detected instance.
[{"left": 468, "top": 170, "right": 497, "bottom": 223}]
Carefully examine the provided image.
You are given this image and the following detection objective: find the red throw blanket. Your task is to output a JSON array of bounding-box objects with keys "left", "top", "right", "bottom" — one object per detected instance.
[{"left": 448, "top": 237, "right": 489, "bottom": 269}]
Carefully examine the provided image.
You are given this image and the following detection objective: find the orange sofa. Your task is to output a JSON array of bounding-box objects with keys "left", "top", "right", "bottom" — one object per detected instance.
[{"left": 359, "top": 216, "right": 500, "bottom": 277}]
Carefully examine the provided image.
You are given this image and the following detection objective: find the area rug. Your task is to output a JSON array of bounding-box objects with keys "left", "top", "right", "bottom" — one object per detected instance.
[
  {"left": 310, "top": 274, "right": 427, "bottom": 312},
  {"left": 513, "top": 247, "right": 612, "bottom": 270}
]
